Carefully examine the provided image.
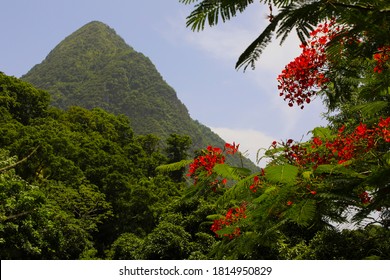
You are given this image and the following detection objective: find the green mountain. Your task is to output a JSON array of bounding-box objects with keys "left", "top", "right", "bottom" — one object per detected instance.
[{"left": 22, "top": 21, "right": 256, "bottom": 168}]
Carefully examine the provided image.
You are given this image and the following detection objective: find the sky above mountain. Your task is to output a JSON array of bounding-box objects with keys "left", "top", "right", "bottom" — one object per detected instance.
[{"left": 1, "top": 0, "right": 328, "bottom": 164}]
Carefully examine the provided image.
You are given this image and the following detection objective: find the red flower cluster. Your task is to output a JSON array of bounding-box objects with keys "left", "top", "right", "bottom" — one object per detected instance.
[
  {"left": 374, "top": 46, "right": 390, "bottom": 73},
  {"left": 249, "top": 169, "right": 265, "bottom": 193},
  {"left": 249, "top": 175, "right": 260, "bottom": 193},
  {"left": 276, "top": 117, "right": 390, "bottom": 168},
  {"left": 187, "top": 145, "right": 225, "bottom": 178},
  {"left": 187, "top": 143, "right": 239, "bottom": 186},
  {"left": 283, "top": 138, "right": 310, "bottom": 165},
  {"left": 278, "top": 138, "right": 327, "bottom": 168},
  {"left": 277, "top": 21, "right": 338, "bottom": 108},
  {"left": 224, "top": 142, "right": 240, "bottom": 154},
  {"left": 325, "top": 123, "right": 376, "bottom": 164},
  {"left": 378, "top": 117, "right": 390, "bottom": 142},
  {"left": 211, "top": 204, "right": 247, "bottom": 239},
  {"left": 358, "top": 191, "right": 371, "bottom": 204},
  {"left": 324, "top": 118, "right": 390, "bottom": 164}
]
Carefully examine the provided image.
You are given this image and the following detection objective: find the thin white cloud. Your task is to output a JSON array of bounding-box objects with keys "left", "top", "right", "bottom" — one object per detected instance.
[
  {"left": 184, "top": 26, "right": 255, "bottom": 62},
  {"left": 211, "top": 127, "right": 275, "bottom": 167},
  {"left": 166, "top": 4, "right": 328, "bottom": 149},
  {"left": 175, "top": 7, "right": 327, "bottom": 137}
]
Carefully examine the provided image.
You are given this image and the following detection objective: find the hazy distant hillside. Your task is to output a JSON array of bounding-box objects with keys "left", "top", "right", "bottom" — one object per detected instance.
[{"left": 22, "top": 21, "right": 256, "bottom": 169}]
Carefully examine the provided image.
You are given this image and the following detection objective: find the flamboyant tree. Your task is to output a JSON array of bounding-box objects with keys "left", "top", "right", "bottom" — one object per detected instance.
[{"left": 170, "top": 0, "right": 390, "bottom": 259}]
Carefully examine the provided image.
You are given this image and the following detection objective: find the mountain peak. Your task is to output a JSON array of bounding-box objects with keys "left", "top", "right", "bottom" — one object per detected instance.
[
  {"left": 65, "top": 20, "right": 129, "bottom": 49},
  {"left": 22, "top": 21, "right": 194, "bottom": 137},
  {"left": 21, "top": 22, "right": 257, "bottom": 168}
]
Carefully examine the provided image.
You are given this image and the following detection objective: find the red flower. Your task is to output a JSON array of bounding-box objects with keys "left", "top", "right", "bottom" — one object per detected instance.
[
  {"left": 356, "top": 123, "right": 367, "bottom": 136},
  {"left": 249, "top": 175, "right": 260, "bottom": 193},
  {"left": 277, "top": 20, "right": 354, "bottom": 109},
  {"left": 225, "top": 142, "right": 240, "bottom": 155},
  {"left": 211, "top": 204, "right": 247, "bottom": 239},
  {"left": 311, "top": 137, "right": 323, "bottom": 148},
  {"left": 358, "top": 191, "right": 371, "bottom": 204},
  {"left": 187, "top": 145, "right": 226, "bottom": 184},
  {"left": 373, "top": 46, "right": 390, "bottom": 73}
]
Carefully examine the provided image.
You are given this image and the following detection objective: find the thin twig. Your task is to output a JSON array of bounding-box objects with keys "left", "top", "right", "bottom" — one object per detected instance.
[{"left": 0, "top": 146, "right": 40, "bottom": 174}]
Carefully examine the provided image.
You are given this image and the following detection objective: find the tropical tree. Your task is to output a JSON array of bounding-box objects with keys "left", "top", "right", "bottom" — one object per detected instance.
[{"left": 177, "top": 0, "right": 390, "bottom": 259}]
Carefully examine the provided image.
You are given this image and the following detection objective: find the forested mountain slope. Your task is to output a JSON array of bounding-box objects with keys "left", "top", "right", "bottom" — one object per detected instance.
[{"left": 22, "top": 21, "right": 250, "bottom": 165}]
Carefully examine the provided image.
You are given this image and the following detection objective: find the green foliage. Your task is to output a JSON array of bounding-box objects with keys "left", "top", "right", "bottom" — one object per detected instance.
[
  {"left": 213, "top": 163, "right": 251, "bottom": 181},
  {"left": 285, "top": 199, "right": 316, "bottom": 227},
  {"left": 156, "top": 159, "right": 193, "bottom": 173},
  {"left": 3, "top": 1, "right": 390, "bottom": 259},
  {"left": 264, "top": 164, "right": 298, "bottom": 185},
  {"left": 287, "top": 226, "right": 390, "bottom": 260},
  {"left": 0, "top": 149, "right": 106, "bottom": 259},
  {"left": 107, "top": 233, "right": 144, "bottom": 260},
  {"left": 181, "top": 0, "right": 255, "bottom": 31},
  {"left": 142, "top": 221, "right": 192, "bottom": 259},
  {"left": 0, "top": 73, "right": 205, "bottom": 259},
  {"left": 0, "top": 73, "right": 50, "bottom": 124}
]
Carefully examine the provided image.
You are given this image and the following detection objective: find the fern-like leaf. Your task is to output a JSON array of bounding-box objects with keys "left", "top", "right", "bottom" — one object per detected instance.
[
  {"left": 350, "top": 101, "right": 388, "bottom": 117},
  {"left": 286, "top": 199, "right": 316, "bottom": 227},
  {"left": 185, "top": 0, "right": 255, "bottom": 32},
  {"left": 213, "top": 163, "right": 251, "bottom": 181},
  {"left": 314, "top": 164, "right": 366, "bottom": 179},
  {"left": 264, "top": 164, "right": 299, "bottom": 185},
  {"left": 216, "top": 173, "right": 258, "bottom": 207},
  {"left": 235, "top": 10, "right": 284, "bottom": 70},
  {"left": 311, "top": 126, "right": 333, "bottom": 140},
  {"left": 155, "top": 159, "right": 193, "bottom": 173}
]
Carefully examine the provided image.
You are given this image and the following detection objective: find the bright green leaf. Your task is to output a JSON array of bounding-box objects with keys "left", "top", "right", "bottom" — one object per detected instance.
[{"left": 265, "top": 164, "right": 299, "bottom": 185}]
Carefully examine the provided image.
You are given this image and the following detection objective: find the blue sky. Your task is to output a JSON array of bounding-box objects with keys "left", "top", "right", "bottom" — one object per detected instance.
[{"left": 1, "top": 0, "right": 328, "bottom": 164}]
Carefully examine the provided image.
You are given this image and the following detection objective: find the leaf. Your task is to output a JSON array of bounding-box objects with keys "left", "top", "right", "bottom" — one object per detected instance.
[
  {"left": 185, "top": 0, "right": 254, "bottom": 32},
  {"left": 155, "top": 159, "right": 193, "bottom": 173},
  {"left": 252, "top": 186, "right": 277, "bottom": 204},
  {"left": 302, "top": 171, "right": 312, "bottom": 179},
  {"left": 384, "top": 152, "right": 390, "bottom": 166},
  {"left": 314, "top": 164, "right": 366, "bottom": 178},
  {"left": 311, "top": 127, "right": 332, "bottom": 140},
  {"left": 206, "top": 214, "right": 224, "bottom": 221},
  {"left": 212, "top": 163, "right": 251, "bottom": 181},
  {"left": 286, "top": 199, "right": 316, "bottom": 227},
  {"left": 236, "top": 10, "right": 284, "bottom": 70},
  {"left": 264, "top": 164, "right": 299, "bottom": 185},
  {"left": 216, "top": 226, "right": 236, "bottom": 236},
  {"left": 350, "top": 101, "right": 388, "bottom": 117},
  {"left": 216, "top": 173, "right": 261, "bottom": 208}
]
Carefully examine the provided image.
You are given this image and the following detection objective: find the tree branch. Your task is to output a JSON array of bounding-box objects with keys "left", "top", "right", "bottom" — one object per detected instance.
[
  {"left": 0, "top": 146, "right": 40, "bottom": 174},
  {"left": 2, "top": 209, "right": 36, "bottom": 222}
]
